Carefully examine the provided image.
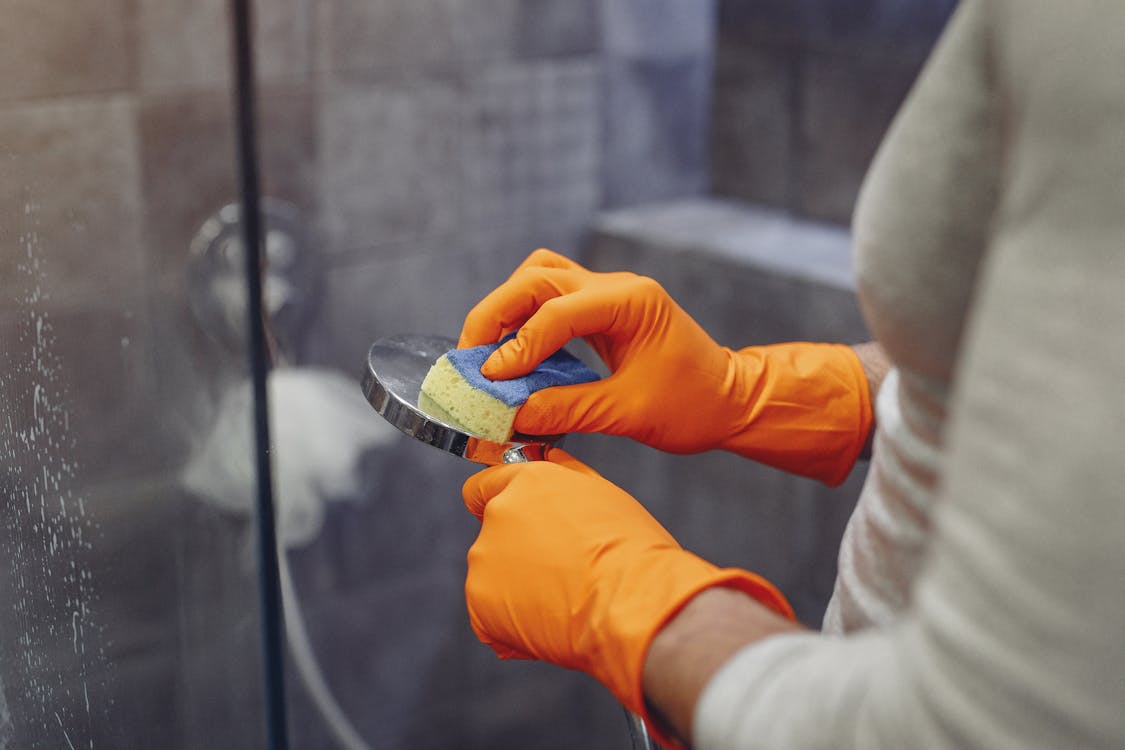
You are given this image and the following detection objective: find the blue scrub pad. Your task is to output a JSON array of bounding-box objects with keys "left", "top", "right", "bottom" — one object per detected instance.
[
  {"left": 445, "top": 339, "right": 600, "bottom": 406},
  {"left": 419, "top": 336, "right": 600, "bottom": 441}
]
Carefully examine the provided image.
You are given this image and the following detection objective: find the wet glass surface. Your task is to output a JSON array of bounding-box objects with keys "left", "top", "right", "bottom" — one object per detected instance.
[{"left": 0, "top": 7, "right": 265, "bottom": 747}]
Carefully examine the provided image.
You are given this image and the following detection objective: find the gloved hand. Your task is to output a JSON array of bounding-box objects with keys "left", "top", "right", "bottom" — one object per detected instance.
[
  {"left": 459, "top": 249, "right": 872, "bottom": 485},
  {"left": 462, "top": 448, "right": 793, "bottom": 718}
]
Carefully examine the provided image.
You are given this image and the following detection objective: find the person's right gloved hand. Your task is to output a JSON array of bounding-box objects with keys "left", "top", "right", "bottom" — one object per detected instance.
[
  {"left": 459, "top": 249, "right": 873, "bottom": 486},
  {"left": 462, "top": 446, "right": 793, "bottom": 742}
]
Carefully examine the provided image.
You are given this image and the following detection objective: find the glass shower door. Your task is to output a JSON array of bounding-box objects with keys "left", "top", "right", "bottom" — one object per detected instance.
[{"left": 0, "top": 4, "right": 270, "bottom": 747}]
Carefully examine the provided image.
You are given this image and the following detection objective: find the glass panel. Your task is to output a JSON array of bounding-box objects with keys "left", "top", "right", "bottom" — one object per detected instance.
[
  {"left": 0, "top": 3, "right": 266, "bottom": 748},
  {"left": 254, "top": 2, "right": 632, "bottom": 748}
]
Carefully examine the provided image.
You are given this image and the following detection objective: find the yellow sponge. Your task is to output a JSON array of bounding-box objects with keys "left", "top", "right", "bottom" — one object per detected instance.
[
  {"left": 420, "top": 354, "right": 518, "bottom": 442},
  {"left": 418, "top": 338, "right": 601, "bottom": 443}
]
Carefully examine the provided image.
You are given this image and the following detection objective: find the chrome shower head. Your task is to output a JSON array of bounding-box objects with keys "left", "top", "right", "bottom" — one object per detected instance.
[{"left": 361, "top": 334, "right": 557, "bottom": 465}]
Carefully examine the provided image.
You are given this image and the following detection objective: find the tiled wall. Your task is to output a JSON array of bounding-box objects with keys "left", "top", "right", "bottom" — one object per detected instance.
[
  {"left": 305, "top": 0, "right": 717, "bottom": 372},
  {"left": 711, "top": 0, "right": 958, "bottom": 224},
  {"left": 0, "top": 1, "right": 718, "bottom": 749}
]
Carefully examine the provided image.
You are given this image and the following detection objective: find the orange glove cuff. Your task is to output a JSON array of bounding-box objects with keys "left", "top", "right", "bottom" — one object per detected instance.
[
  {"left": 722, "top": 342, "right": 873, "bottom": 486},
  {"left": 627, "top": 565, "right": 794, "bottom": 750},
  {"left": 602, "top": 554, "right": 794, "bottom": 717}
]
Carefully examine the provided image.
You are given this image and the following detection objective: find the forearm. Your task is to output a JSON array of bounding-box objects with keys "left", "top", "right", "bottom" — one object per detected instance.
[{"left": 643, "top": 587, "right": 805, "bottom": 744}]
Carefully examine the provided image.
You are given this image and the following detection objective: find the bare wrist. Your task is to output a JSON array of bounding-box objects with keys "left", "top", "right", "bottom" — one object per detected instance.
[{"left": 643, "top": 586, "right": 803, "bottom": 744}]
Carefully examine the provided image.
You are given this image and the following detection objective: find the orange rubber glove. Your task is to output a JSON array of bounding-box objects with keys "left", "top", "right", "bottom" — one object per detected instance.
[
  {"left": 462, "top": 448, "right": 793, "bottom": 724},
  {"left": 459, "top": 249, "right": 873, "bottom": 486}
]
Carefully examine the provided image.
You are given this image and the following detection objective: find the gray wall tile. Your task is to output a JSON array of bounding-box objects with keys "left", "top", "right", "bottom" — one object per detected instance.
[
  {"left": 791, "top": 281, "right": 869, "bottom": 343},
  {"left": 257, "top": 89, "right": 322, "bottom": 222},
  {"left": 712, "top": 0, "right": 956, "bottom": 225},
  {"left": 717, "top": 0, "right": 809, "bottom": 39},
  {"left": 458, "top": 0, "right": 600, "bottom": 62},
  {"left": 85, "top": 651, "right": 181, "bottom": 749},
  {"left": 137, "top": 0, "right": 228, "bottom": 91},
  {"left": 467, "top": 220, "right": 594, "bottom": 267},
  {"left": 283, "top": 562, "right": 625, "bottom": 749},
  {"left": 461, "top": 60, "right": 600, "bottom": 236},
  {"left": 0, "top": 96, "right": 144, "bottom": 310},
  {"left": 511, "top": 0, "right": 600, "bottom": 59},
  {"left": 288, "top": 436, "right": 477, "bottom": 594},
  {"left": 302, "top": 214, "right": 601, "bottom": 376},
  {"left": 319, "top": 81, "right": 461, "bottom": 254},
  {"left": 601, "top": 58, "right": 712, "bottom": 208},
  {"left": 171, "top": 494, "right": 267, "bottom": 750},
  {"left": 452, "top": 0, "right": 524, "bottom": 65},
  {"left": 588, "top": 199, "right": 858, "bottom": 297},
  {"left": 586, "top": 231, "right": 805, "bottom": 347},
  {"left": 802, "top": 0, "right": 958, "bottom": 56},
  {"left": 302, "top": 235, "right": 542, "bottom": 373},
  {"left": 319, "top": 0, "right": 599, "bottom": 77},
  {"left": 304, "top": 242, "right": 470, "bottom": 372},
  {"left": 138, "top": 0, "right": 313, "bottom": 92},
  {"left": 455, "top": 663, "right": 621, "bottom": 750},
  {"left": 597, "top": 1, "right": 717, "bottom": 210},
  {"left": 711, "top": 42, "right": 795, "bottom": 208},
  {"left": 0, "top": 290, "right": 202, "bottom": 489},
  {"left": 254, "top": 0, "right": 317, "bottom": 82},
  {"left": 90, "top": 483, "right": 189, "bottom": 658},
  {"left": 139, "top": 87, "right": 317, "bottom": 279},
  {"left": 317, "top": 0, "right": 461, "bottom": 76},
  {"left": 602, "top": 0, "right": 716, "bottom": 60},
  {"left": 718, "top": 0, "right": 955, "bottom": 56},
  {"left": 139, "top": 91, "right": 238, "bottom": 277},
  {"left": 796, "top": 50, "right": 922, "bottom": 223},
  {"left": 284, "top": 571, "right": 468, "bottom": 749},
  {"left": 0, "top": 1, "right": 135, "bottom": 101},
  {"left": 666, "top": 453, "right": 826, "bottom": 603}
]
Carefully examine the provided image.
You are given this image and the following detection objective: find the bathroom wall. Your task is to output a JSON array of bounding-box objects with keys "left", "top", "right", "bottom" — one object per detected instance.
[
  {"left": 0, "top": 1, "right": 718, "bottom": 749},
  {"left": 711, "top": 0, "right": 958, "bottom": 223}
]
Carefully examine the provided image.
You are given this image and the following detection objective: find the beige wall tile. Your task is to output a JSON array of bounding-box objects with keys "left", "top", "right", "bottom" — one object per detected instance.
[
  {"left": 138, "top": 0, "right": 313, "bottom": 92},
  {"left": 317, "top": 0, "right": 461, "bottom": 76},
  {"left": 138, "top": 87, "right": 316, "bottom": 279},
  {"left": 318, "top": 80, "right": 461, "bottom": 254},
  {"left": 0, "top": 95, "right": 144, "bottom": 310},
  {"left": 461, "top": 60, "right": 600, "bottom": 236},
  {"left": 0, "top": 1, "right": 136, "bottom": 101}
]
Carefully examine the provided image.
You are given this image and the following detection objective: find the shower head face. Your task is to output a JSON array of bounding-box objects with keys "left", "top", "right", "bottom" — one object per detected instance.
[{"left": 362, "top": 334, "right": 554, "bottom": 465}]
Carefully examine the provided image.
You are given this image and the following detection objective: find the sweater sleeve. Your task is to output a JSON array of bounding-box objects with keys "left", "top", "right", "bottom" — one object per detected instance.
[
  {"left": 696, "top": 244, "right": 1125, "bottom": 749},
  {"left": 694, "top": 1, "right": 1125, "bottom": 748}
]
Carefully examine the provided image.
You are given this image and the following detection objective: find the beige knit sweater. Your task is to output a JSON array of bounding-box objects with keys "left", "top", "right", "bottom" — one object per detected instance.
[{"left": 696, "top": 1, "right": 1125, "bottom": 747}]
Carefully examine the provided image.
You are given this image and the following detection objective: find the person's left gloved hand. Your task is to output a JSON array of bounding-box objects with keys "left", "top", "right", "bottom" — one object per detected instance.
[{"left": 462, "top": 448, "right": 793, "bottom": 717}]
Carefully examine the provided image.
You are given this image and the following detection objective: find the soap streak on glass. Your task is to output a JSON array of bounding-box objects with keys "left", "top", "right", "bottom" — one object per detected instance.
[{"left": 0, "top": 192, "right": 107, "bottom": 749}]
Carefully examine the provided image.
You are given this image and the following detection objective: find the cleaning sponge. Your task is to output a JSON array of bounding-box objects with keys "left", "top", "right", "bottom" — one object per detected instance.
[{"left": 419, "top": 338, "right": 600, "bottom": 442}]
